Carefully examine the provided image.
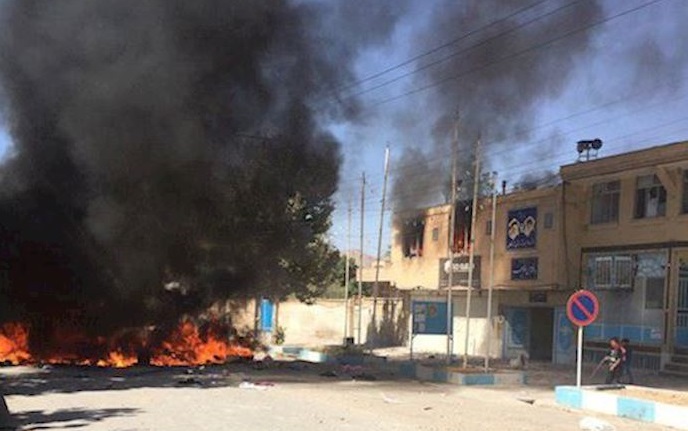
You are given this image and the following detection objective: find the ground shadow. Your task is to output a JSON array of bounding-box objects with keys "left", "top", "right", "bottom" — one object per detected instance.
[
  {"left": 13, "top": 407, "right": 138, "bottom": 430},
  {"left": 366, "top": 298, "right": 410, "bottom": 348},
  {"left": 0, "top": 359, "right": 405, "bottom": 398}
]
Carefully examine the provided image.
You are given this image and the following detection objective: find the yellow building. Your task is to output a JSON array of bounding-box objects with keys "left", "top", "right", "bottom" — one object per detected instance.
[
  {"left": 378, "top": 140, "right": 688, "bottom": 372},
  {"left": 561, "top": 140, "right": 688, "bottom": 373}
]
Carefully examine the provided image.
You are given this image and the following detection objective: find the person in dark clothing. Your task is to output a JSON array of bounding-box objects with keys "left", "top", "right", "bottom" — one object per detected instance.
[
  {"left": 620, "top": 338, "right": 634, "bottom": 384},
  {"left": 604, "top": 337, "right": 626, "bottom": 384}
]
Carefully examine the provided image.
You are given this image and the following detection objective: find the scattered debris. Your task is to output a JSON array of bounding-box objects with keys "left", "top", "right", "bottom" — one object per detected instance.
[
  {"left": 239, "top": 381, "right": 274, "bottom": 391},
  {"left": 516, "top": 396, "right": 535, "bottom": 405},
  {"left": 177, "top": 377, "right": 202, "bottom": 386},
  {"left": 509, "top": 352, "right": 530, "bottom": 369},
  {"left": 352, "top": 373, "right": 377, "bottom": 382},
  {"left": 382, "top": 393, "right": 401, "bottom": 404},
  {"left": 252, "top": 353, "right": 274, "bottom": 370},
  {"left": 423, "top": 407, "right": 433, "bottom": 411},
  {"left": 341, "top": 365, "right": 364, "bottom": 374},
  {"left": 579, "top": 417, "right": 616, "bottom": 431}
]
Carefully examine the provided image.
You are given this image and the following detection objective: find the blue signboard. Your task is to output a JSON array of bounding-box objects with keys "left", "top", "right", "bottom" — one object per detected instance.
[
  {"left": 511, "top": 257, "right": 538, "bottom": 280},
  {"left": 506, "top": 207, "right": 537, "bottom": 250},
  {"left": 260, "top": 299, "right": 274, "bottom": 332},
  {"left": 412, "top": 301, "right": 450, "bottom": 335}
]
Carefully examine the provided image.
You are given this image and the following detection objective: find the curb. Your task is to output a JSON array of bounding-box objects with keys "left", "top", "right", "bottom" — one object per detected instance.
[
  {"left": 268, "top": 347, "right": 387, "bottom": 366},
  {"left": 392, "top": 362, "right": 526, "bottom": 386},
  {"left": 555, "top": 386, "right": 688, "bottom": 430}
]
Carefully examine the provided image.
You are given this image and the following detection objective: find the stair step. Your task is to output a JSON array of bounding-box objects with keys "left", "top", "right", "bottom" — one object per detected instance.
[
  {"left": 671, "top": 355, "right": 688, "bottom": 365},
  {"left": 674, "top": 347, "right": 688, "bottom": 356},
  {"left": 664, "top": 362, "right": 688, "bottom": 373},
  {"left": 660, "top": 368, "right": 688, "bottom": 378}
]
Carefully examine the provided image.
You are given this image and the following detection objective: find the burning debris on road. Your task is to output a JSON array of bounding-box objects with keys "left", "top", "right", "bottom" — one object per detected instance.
[
  {"left": 0, "top": 319, "right": 253, "bottom": 368},
  {"left": 0, "top": 0, "right": 407, "bottom": 365}
]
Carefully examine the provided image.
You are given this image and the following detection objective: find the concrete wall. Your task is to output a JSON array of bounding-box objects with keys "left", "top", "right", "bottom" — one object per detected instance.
[
  {"left": 229, "top": 297, "right": 409, "bottom": 348},
  {"left": 410, "top": 290, "right": 571, "bottom": 358}
]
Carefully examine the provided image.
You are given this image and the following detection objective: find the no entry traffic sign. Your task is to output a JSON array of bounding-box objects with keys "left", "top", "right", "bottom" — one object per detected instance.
[{"left": 566, "top": 290, "right": 599, "bottom": 327}]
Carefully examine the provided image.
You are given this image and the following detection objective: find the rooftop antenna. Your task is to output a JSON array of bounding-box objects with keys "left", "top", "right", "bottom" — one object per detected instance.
[{"left": 577, "top": 139, "right": 603, "bottom": 162}]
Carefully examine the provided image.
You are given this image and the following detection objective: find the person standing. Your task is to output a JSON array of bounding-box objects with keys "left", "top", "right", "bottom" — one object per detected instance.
[
  {"left": 604, "top": 337, "right": 626, "bottom": 384},
  {"left": 620, "top": 338, "right": 634, "bottom": 384}
]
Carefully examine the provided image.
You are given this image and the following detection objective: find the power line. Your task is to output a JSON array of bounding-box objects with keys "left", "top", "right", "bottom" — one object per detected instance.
[
  {"left": 348, "top": 114, "right": 688, "bottom": 207},
  {"left": 337, "top": 86, "right": 687, "bottom": 190},
  {"left": 333, "top": 0, "right": 553, "bottom": 96},
  {"left": 370, "top": 0, "right": 665, "bottom": 107},
  {"left": 342, "top": 0, "right": 587, "bottom": 101}
]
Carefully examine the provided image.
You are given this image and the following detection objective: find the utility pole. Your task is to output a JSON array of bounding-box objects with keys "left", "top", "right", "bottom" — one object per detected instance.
[
  {"left": 372, "top": 146, "right": 390, "bottom": 348},
  {"left": 463, "top": 139, "right": 481, "bottom": 369},
  {"left": 484, "top": 171, "right": 497, "bottom": 372},
  {"left": 344, "top": 199, "right": 352, "bottom": 344},
  {"left": 446, "top": 122, "right": 459, "bottom": 365},
  {"left": 357, "top": 173, "right": 366, "bottom": 345}
]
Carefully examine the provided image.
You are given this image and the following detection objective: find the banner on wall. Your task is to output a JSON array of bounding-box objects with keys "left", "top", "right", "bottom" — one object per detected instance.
[
  {"left": 439, "top": 256, "right": 481, "bottom": 289},
  {"left": 512, "top": 257, "right": 539, "bottom": 280},
  {"left": 412, "top": 301, "right": 451, "bottom": 335},
  {"left": 506, "top": 207, "right": 537, "bottom": 250}
]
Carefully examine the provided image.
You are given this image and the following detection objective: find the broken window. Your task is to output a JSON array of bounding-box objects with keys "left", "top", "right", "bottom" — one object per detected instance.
[
  {"left": 451, "top": 201, "right": 472, "bottom": 253},
  {"left": 402, "top": 217, "right": 425, "bottom": 258},
  {"left": 635, "top": 175, "right": 666, "bottom": 218}
]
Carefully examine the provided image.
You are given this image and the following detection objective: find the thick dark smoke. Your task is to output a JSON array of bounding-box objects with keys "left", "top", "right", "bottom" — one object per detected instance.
[
  {"left": 0, "top": 0, "right": 398, "bottom": 353},
  {"left": 391, "top": 0, "right": 688, "bottom": 217},
  {"left": 391, "top": 0, "right": 604, "bottom": 216}
]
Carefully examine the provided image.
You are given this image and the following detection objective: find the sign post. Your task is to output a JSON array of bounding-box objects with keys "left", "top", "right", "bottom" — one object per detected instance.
[{"left": 566, "top": 290, "right": 600, "bottom": 388}]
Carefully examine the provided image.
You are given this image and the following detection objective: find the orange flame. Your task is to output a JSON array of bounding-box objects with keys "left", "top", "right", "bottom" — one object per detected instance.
[
  {"left": 150, "top": 321, "right": 252, "bottom": 366},
  {"left": 0, "top": 320, "right": 252, "bottom": 368},
  {"left": 0, "top": 323, "right": 31, "bottom": 365}
]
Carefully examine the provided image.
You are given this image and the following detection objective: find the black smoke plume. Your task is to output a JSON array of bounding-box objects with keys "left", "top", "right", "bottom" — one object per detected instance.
[
  {"left": 391, "top": 0, "right": 605, "bottom": 217},
  {"left": 0, "top": 0, "right": 397, "bottom": 355}
]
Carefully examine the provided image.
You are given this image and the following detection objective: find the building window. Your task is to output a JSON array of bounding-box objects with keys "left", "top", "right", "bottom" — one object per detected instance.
[
  {"left": 544, "top": 212, "right": 554, "bottom": 229},
  {"left": 432, "top": 228, "right": 439, "bottom": 242},
  {"left": 485, "top": 220, "right": 493, "bottom": 236},
  {"left": 634, "top": 175, "right": 666, "bottom": 219},
  {"left": 588, "top": 254, "right": 634, "bottom": 290},
  {"left": 401, "top": 217, "right": 425, "bottom": 258},
  {"left": 682, "top": 170, "right": 688, "bottom": 214},
  {"left": 645, "top": 278, "right": 665, "bottom": 310},
  {"left": 637, "top": 252, "right": 667, "bottom": 310},
  {"left": 591, "top": 181, "right": 620, "bottom": 224}
]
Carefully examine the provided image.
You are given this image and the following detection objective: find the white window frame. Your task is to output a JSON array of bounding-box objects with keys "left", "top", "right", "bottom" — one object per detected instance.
[
  {"left": 591, "top": 181, "right": 620, "bottom": 225},
  {"left": 590, "top": 254, "right": 635, "bottom": 290}
]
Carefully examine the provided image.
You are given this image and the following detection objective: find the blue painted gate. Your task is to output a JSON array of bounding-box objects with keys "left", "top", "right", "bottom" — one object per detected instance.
[{"left": 260, "top": 298, "right": 274, "bottom": 332}]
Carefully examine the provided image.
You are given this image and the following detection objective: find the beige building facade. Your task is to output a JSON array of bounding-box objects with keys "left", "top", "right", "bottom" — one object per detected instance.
[{"left": 375, "top": 140, "right": 688, "bottom": 371}]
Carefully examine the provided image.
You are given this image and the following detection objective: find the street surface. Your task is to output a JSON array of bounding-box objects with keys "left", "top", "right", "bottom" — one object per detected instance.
[{"left": 1, "top": 363, "right": 678, "bottom": 431}]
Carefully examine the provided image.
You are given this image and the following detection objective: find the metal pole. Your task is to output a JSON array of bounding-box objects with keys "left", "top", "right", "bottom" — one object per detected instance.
[
  {"left": 446, "top": 122, "right": 459, "bottom": 364},
  {"left": 576, "top": 325, "right": 583, "bottom": 387},
  {"left": 372, "top": 146, "right": 390, "bottom": 347},
  {"left": 463, "top": 139, "right": 481, "bottom": 368},
  {"left": 357, "top": 173, "right": 366, "bottom": 345},
  {"left": 344, "top": 200, "right": 352, "bottom": 343},
  {"left": 484, "top": 172, "right": 497, "bottom": 372}
]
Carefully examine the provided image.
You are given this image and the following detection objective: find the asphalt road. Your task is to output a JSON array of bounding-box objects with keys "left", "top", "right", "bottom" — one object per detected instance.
[{"left": 0, "top": 364, "right": 673, "bottom": 430}]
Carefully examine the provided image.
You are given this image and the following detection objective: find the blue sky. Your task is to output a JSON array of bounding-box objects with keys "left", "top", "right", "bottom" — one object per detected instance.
[
  {"left": 1, "top": 0, "right": 686, "bottom": 257},
  {"left": 325, "top": 0, "right": 688, "bottom": 255}
]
